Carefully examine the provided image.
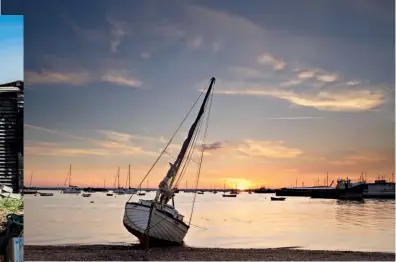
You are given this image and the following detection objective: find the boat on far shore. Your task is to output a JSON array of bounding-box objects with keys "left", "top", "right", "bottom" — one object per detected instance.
[
  {"left": 222, "top": 189, "right": 238, "bottom": 198},
  {"left": 38, "top": 192, "right": 53, "bottom": 197},
  {"left": 271, "top": 197, "right": 285, "bottom": 201},
  {"left": 82, "top": 193, "right": 92, "bottom": 197},
  {"left": 363, "top": 178, "right": 395, "bottom": 199},
  {"left": 310, "top": 179, "right": 365, "bottom": 200},
  {"left": 23, "top": 188, "right": 38, "bottom": 195},
  {"left": 254, "top": 187, "right": 276, "bottom": 194},
  {"left": 23, "top": 172, "right": 38, "bottom": 194}
]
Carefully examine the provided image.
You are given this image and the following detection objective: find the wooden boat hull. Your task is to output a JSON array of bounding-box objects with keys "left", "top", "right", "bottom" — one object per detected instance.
[{"left": 123, "top": 201, "right": 189, "bottom": 247}]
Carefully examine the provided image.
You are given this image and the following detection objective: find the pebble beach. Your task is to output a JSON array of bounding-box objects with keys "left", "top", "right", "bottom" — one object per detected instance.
[{"left": 25, "top": 245, "right": 395, "bottom": 261}]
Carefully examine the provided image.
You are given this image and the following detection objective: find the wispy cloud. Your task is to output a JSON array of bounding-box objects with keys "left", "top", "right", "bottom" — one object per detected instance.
[
  {"left": 316, "top": 73, "right": 338, "bottom": 83},
  {"left": 25, "top": 69, "right": 143, "bottom": 88},
  {"left": 101, "top": 70, "right": 143, "bottom": 88},
  {"left": 297, "top": 69, "right": 317, "bottom": 80},
  {"left": 186, "top": 36, "right": 203, "bottom": 50},
  {"left": 107, "top": 18, "right": 130, "bottom": 53},
  {"left": 25, "top": 140, "right": 110, "bottom": 156},
  {"left": 257, "top": 53, "right": 286, "bottom": 71},
  {"left": 202, "top": 141, "right": 222, "bottom": 151},
  {"left": 25, "top": 125, "right": 155, "bottom": 157},
  {"left": 213, "top": 81, "right": 385, "bottom": 112},
  {"left": 25, "top": 124, "right": 94, "bottom": 142},
  {"left": 280, "top": 79, "right": 302, "bottom": 87},
  {"left": 140, "top": 51, "right": 151, "bottom": 59},
  {"left": 230, "top": 66, "right": 270, "bottom": 79},
  {"left": 212, "top": 41, "right": 221, "bottom": 52},
  {"left": 237, "top": 140, "right": 302, "bottom": 159},
  {"left": 98, "top": 129, "right": 163, "bottom": 143},
  {"left": 328, "top": 152, "right": 388, "bottom": 166},
  {"left": 97, "top": 130, "right": 132, "bottom": 143},
  {"left": 26, "top": 70, "right": 92, "bottom": 86},
  {"left": 347, "top": 80, "right": 360, "bottom": 86}
]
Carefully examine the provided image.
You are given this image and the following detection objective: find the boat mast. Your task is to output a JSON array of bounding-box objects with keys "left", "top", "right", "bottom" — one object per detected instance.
[
  {"left": 29, "top": 173, "right": 32, "bottom": 187},
  {"left": 117, "top": 167, "right": 120, "bottom": 189},
  {"left": 69, "top": 164, "right": 72, "bottom": 187},
  {"left": 158, "top": 77, "right": 216, "bottom": 204},
  {"left": 128, "top": 165, "right": 131, "bottom": 189}
]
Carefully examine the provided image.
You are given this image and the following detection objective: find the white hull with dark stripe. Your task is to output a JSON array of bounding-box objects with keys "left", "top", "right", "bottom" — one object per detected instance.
[{"left": 123, "top": 200, "right": 189, "bottom": 246}]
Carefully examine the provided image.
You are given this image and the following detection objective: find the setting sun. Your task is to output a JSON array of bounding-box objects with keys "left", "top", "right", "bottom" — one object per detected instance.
[{"left": 225, "top": 178, "right": 252, "bottom": 190}]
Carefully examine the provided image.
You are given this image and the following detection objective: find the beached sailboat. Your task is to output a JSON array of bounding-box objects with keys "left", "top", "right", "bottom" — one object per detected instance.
[
  {"left": 123, "top": 77, "right": 216, "bottom": 246},
  {"left": 62, "top": 164, "right": 81, "bottom": 194}
]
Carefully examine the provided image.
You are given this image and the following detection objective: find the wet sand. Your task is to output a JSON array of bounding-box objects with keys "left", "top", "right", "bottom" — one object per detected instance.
[{"left": 25, "top": 245, "right": 395, "bottom": 261}]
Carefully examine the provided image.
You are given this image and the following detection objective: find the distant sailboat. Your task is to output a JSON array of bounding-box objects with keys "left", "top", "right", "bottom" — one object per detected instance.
[
  {"left": 137, "top": 184, "right": 146, "bottom": 196},
  {"left": 124, "top": 165, "right": 137, "bottom": 194},
  {"left": 222, "top": 182, "right": 237, "bottom": 197},
  {"left": 62, "top": 164, "right": 81, "bottom": 194},
  {"left": 23, "top": 172, "right": 38, "bottom": 195},
  {"left": 113, "top": 167, "right": 126, "bottom": 195}
]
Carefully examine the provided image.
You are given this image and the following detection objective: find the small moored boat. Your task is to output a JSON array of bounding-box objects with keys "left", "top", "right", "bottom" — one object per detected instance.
[
  {"left": 38, "top": 192, "right": 54, "bottom": 197},
  {"left": 271, "top": 197, "right": 285, "bottom": 201}
]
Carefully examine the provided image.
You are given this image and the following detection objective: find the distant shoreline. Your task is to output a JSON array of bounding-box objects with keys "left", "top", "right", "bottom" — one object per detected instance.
[{"left": 25, "top": 245, "right": 395, "bottom": 261}]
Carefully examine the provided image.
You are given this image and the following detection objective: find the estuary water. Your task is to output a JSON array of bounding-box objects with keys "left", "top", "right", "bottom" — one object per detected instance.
[{"left": 25, "top": 191, "right": 395, "bottom": 252}]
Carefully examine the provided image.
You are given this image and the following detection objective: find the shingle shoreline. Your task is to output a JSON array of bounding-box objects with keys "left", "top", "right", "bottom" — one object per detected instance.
[{"left": 25, "top": 245, "right": 395, "bottom": 261}]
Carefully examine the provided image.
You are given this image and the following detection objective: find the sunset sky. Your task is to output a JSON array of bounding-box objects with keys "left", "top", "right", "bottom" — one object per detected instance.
[
  {"left": 0, "top": 15, "right": 23, "bottom": 83},
  {"left": 4, "top": 0, "right": 394, "bottom": 189}
]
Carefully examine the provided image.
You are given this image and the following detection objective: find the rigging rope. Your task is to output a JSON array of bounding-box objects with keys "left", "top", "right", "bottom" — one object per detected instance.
[
  {"left": 126, "top": 79, "right": 212, "bottom": 203},
  {"left": 188, "top": 85, "right": 214, "bottom": 225},
  {"left": 174, "top": 81, "right": 214, "bottom": 189}
]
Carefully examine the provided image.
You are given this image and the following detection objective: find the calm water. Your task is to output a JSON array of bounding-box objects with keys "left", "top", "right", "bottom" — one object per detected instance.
[{"left": 25, "top": 192, "right": 395, "bottom": 252}]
